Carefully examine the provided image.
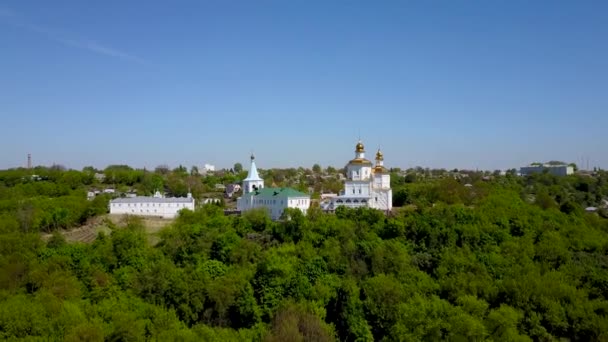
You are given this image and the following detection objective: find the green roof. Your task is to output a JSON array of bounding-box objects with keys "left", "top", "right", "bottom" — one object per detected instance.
[{"left": 242, "top": 187, "right": 308, "bottom": 198}]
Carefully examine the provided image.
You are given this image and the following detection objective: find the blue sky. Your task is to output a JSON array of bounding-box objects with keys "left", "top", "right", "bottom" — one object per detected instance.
[{"left": 1, "top": 1, "right": 606, "bottom": 171}]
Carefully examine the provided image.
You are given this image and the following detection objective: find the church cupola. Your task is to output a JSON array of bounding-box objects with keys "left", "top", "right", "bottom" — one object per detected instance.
[
  {"left": 375, "top": 149, "right": 384, "bottom": 164},
  {"left": 374, "top": 148, "right": 388, "bottom": 174},
  {"left": 243, "top": 153, "right": 264, "bottom": 194},
  {"left": 355, "top": 140, "right": 365, "bottom": 159}
]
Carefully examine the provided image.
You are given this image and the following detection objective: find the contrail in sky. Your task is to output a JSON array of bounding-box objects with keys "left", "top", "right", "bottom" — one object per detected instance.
[{"left": 0, "top": 7, "right": 149, "bottom": 65}]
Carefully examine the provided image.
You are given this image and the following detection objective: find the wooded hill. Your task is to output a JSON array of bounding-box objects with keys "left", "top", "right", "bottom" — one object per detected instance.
[{"left": 0, "top": 166, "right": 607, "bottom": 340}]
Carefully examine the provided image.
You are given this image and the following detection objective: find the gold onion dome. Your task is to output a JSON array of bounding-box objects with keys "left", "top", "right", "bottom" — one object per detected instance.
[
  {"left": 376, "top": 149, "right": 384, "bottom": 161},
  {"left": 355, "top": 141, "right": 365, "bottom": 152}
]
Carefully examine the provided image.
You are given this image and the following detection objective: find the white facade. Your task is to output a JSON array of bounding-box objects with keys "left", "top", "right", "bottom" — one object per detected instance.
[
  {"left": 242, "top": 154, "right": 264, "bottom": 194},
  {"left": 328, "top": 141, "right": 392, "bottom": 211},
  {"left": 237, "top": 188, "right": 311, "bottom": 220},
  {"left": 109, "top": 192, "right": 195, "bottom": 219},
  {"left": 520, "top": 164, "right": 574, "bottom": 177},
  {"left": 236, "top": 155, "right": 310, "bottom": 220},
  {"left": 203, "top": 164, "right": 216, "bottom": 173}
]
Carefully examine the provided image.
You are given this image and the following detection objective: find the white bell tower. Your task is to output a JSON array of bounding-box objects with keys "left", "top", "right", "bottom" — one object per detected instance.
[{"left": 243, "top": 154, "right": 264, "bottom": 194}]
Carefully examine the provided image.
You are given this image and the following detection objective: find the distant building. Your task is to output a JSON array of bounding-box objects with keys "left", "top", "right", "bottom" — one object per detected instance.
[
  {"left": 225, "top": 183, "right": 241, "bottom": 198},
  {"left": 103, "top": 188, "right": 116, "bottom": 194},
  {"left": 109, "top": 191, "right": 195, "bottom": 219},
  {"left": 320, "top": 193, "right": 338, "bottom": 200},
  {"left": 203, "top": 164, "right": 216, "bottom": 174},
  {"left": 520, "top": 164, "right": 574, "bottom": 177},
  {"left": 94, "top": 173, "right": 105, "bottom": 182},
  {"left": 236, "top": 154, "right": 310, "bottom": 220},
  {"left": 326, "top": 141, "right": 392, "bottom": 211}
]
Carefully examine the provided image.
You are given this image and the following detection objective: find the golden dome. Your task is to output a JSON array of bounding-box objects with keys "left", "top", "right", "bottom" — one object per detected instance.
[
  {"left": 375, "top": 149, "right": 384, "bottom": 161},
  {"left": 355, "top": 141, "right": 365, "bottom": 153}
]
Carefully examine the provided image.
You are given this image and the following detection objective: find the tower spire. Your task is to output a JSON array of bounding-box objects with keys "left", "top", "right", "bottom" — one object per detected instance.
[{"left": 243, "top": 152, "right": 264, "bottom": 193}]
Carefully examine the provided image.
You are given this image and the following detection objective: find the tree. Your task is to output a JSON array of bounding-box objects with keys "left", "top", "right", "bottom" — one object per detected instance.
[
  {"left": 234, "top": 163, "right": 243, "bottom": 173},
  {"left": 155, "top": 164, "right": 170, "bottom": 175},
  {"left": 312, "top": 164, "right": 322, "bottom": 173}
]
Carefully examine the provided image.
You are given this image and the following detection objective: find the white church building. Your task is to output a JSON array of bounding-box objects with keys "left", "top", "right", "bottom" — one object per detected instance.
[
  {"left": 109, "top": 191, "right": 195, "bottom": 219},
  {"left": 327, "top": 140, "right": 392, "bottom": 211},
  {"left": 237, "top": 154, "right": 310, "bottom": 220}
]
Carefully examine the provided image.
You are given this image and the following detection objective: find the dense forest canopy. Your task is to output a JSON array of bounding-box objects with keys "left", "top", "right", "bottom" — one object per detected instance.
[{"left": 0, "top": 165, "right": 607, "bottom": 340}]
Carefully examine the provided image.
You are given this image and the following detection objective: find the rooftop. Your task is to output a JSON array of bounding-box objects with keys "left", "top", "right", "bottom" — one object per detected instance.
[
  {"left": 111, "top": 196, "right": 194, "bottom": 204},
  {"left": 244, "top": 155, "right": 263, "bottom": 181},
  {"left": 242, "top": 187, "right": 308, "bottom": 198}
]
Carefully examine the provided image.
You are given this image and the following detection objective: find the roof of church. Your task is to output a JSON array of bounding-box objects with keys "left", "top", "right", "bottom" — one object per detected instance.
[
  {"left": 244, "top": 160, "right": 262, "bottom": 181},
  {"left": 348, "top": 158, "right": 373, "bottom": 165},
  {"left": 242, "top": 187, "right": 309, "bottom": 198},
  {"left": 373, "top": 165, "right": 389, "bottom": 173}
]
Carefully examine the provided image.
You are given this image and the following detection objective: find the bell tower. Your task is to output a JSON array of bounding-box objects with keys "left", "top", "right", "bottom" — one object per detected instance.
[{"left": 243, "top": 153, "right": 264, "bottom": 194}]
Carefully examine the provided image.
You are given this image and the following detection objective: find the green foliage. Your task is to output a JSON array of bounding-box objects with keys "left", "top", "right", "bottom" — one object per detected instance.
[{"left": 1, "top": 168, "right": 608, "bottom": 340}]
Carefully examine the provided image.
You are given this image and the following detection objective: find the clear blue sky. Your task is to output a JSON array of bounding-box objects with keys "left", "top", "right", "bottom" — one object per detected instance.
[{"left": 1, "top": 1, "right": 606, "bottom": 171}]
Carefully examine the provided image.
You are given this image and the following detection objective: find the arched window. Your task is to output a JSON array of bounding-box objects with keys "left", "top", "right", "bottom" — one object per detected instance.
[{"left": 346, "top": 199, "right": 352, "bottom": 203}]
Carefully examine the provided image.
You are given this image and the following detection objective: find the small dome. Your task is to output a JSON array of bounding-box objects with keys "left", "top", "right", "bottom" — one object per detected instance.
[
  {"left": 355, "top": 141, "right": 365, "bottom": 152},
  {"left": 376, "top": 149, "right": 384, "bottom": 161}
]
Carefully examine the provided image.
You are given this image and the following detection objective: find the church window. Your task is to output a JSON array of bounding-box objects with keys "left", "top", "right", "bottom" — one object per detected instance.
[
  {"left": 352, "top": 189, "right": 355, "bottom": 194},
  {"left": 359, "top": 189, "right": 361, "bottom": 194},
  {"left": 375, "top": 197, "right": 378, "bottom": 201}
]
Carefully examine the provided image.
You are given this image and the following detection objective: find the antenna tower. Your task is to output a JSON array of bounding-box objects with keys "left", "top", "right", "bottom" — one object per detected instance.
[{"left": 27, "top": 153, "right": 32, "bottom": 169}]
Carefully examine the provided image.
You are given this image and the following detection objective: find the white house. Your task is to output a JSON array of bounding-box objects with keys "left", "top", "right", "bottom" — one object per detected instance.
[
  {"left": 109, "top": 191, "right": 195, "bottom": 219},
  {"left": 326, "top": 140, "right": 392, "bottom": 211},
  {"left": 236, "top": 154, "right": 310, "bottom": 220},
  {"left": 520, "top": 164, "right": 574, "bottom": 176},
  {"left": 202, "top": 164, "right": 216, "bottom": 174}
]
